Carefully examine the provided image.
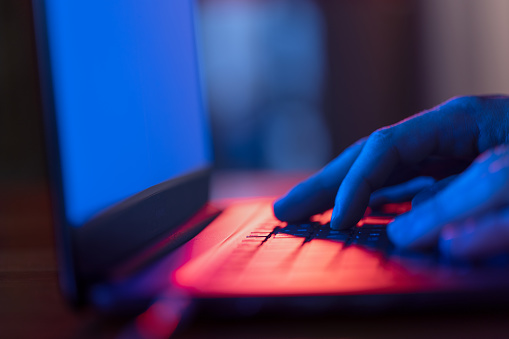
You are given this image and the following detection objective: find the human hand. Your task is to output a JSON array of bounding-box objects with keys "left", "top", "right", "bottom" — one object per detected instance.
[
  {"left": 388, "top": 144, "right": 509, "bottom": 260},
  {"left": 273, "top": 95, "right": 509, "bottom": 259}
]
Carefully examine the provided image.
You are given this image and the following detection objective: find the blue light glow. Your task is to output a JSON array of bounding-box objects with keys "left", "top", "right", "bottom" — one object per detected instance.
[{"left": 44, "top": 0, "right": 211, "bottom": 226}]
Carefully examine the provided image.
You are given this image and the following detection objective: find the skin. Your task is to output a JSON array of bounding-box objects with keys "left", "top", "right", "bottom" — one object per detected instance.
[{"left": 273, "top": 95, "right": 509, "bottom": 260}]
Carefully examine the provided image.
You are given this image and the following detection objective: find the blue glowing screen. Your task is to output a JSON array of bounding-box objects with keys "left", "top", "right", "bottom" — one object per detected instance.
[{"left": 44, "top": 0, "right": 212, "bottom": 227}]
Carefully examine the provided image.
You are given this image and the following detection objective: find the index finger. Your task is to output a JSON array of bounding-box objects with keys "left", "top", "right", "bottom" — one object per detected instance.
[
  {"left": 331, "top": 97, "right": 481, "bottom": 229},
  {"left": 273, "top": 137, "right": 366, "bottom": 222}
]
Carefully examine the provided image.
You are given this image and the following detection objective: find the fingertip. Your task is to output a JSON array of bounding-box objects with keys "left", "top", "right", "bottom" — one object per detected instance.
[
  {"left": 330, "top": 212, "right": 340, "bottom": 230},
  {"left": 386, "top": 215, "right": 415, "bottom": 249},
  {"left": 272, "top": 180, "right": 312, "bottom": 222},
  {"left": 386, "top": 219, "right": 404, "bottom": 246},
  {"left": 368, "top": 193, "right": 387, "bottom": 209},
  {"left": 330, "top": 206, "right": 355, "bottom": 230},
  {"left": 330, "top": 217, "right": 348, "bottom": 230},
  {"left": 273, "top": 196, "right": 289, "bottom": 221},
  {"left": 328, "top": 201, "right": 340, "bottom": 229}
]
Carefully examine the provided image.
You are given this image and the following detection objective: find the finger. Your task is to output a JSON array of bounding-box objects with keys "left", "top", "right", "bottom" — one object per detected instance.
[
  {"left": 331, "top": 96, "right": 483, "bottom": 229},
  {"left": 411, "top": 175, "right": 457, "bottom": 206},
  {"left": 387, "top": 145, "right": 509, "bottom": 249},
  {"left": 439, "top": 209, "right": 509, "bottom": 260},
  {"left": 369, "top": 177, "right": 436, "bottom": 208},
  {"left": 273, "top": 138, "right": 366, "bottom": 222}
]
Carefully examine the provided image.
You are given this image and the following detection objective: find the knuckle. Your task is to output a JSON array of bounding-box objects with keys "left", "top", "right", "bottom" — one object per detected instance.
[
  {"left": 368, "top": 127, "right": 394, "bottom": 145},
  {"left": 441, "top": 96, "right": 481, "bottom": 121},
  {"left": 446, "top": 95, "right": 480, "bottom": 110}
]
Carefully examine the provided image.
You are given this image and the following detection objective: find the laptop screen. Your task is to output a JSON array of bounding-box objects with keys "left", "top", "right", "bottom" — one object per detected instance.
[{"left": 43, "top": 0, "right": 212, "bottom": 227}]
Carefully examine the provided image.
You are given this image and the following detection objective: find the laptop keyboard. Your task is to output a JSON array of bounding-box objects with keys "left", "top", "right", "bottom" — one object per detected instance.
[
  {"left": 175, "top": 202, "right": 509, "bottom": 295},
  {"left": 247, "top": 220, "right": 393, "bottom": 252},
  {"left": 169, "top": 202, "right": 463, "bottom": 293},
  {"left": 217, "top": 213, "right": 399, "bottom": 279}
]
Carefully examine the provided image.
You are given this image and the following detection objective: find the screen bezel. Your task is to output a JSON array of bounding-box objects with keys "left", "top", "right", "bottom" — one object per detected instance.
[{"left": 31, "top": 0, "right": 212, "bottom": 306}]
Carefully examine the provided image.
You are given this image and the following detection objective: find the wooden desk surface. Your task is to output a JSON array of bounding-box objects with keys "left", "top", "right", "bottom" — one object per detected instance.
[{"left": 2, "top": 172, "right": 509, "bottom": 339}]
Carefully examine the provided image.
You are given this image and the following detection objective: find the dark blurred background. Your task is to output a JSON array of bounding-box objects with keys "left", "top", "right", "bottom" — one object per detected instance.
[{"left": 3, "top": 0, "right": 509, "bottom": 185}]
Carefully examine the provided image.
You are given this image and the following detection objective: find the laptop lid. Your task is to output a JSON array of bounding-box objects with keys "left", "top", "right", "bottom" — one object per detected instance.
[{"left": 31, "top": 0, "right": 212, "bottom": 305}]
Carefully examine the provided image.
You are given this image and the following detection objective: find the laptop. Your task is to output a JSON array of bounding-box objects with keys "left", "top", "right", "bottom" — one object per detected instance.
[{"left": 31, "top": 0, "right": 509, "bottom": 331}]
